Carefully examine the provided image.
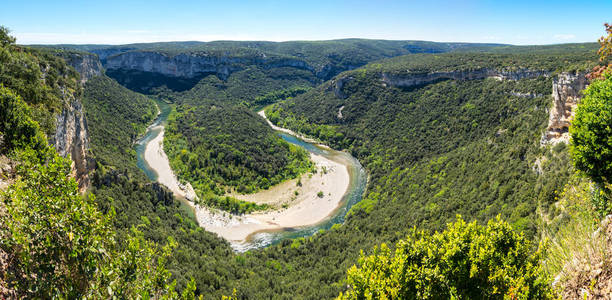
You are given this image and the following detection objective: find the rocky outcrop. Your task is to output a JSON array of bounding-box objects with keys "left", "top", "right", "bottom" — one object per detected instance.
[
  {"left": 48, "top": 53, "right": 104, "bottom": 191},
  {"left": 364, "top": 68, "right": 587, "bottom": 145},
  {"left": 104, "top": 51, "right": 319, "bottom": 80},
  {"left": 328, "top": 76, "right": 354, "bottom": 99},
  {"left": 510, "top": 91, "right": 543, "bottom": 98},
  {"left": 380, "top": 68, "right": 549, "bottom": 89},
  {"left": 102, "top": 50, "right": 362, "bottom": 82},
  {"left": 541, "top": 72, "right": 589, "bottom": 144},
  {"left": 0, "top": 154, "right": 15, "bottom": 191},
  {"left": 63, "top": 52, "right": 103, "bottom": 83},
  {"left": 51, "top": 98, "right": 94, "bottom": 191}
]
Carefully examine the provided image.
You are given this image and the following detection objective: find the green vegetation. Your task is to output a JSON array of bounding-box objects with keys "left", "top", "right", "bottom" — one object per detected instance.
[
  {"left": 269, "top": 63, "right": 574, "bottom": 234},
  {"left": 0, "top": 70, "right": 192, "bottom": 299},
  {"left": 164, "top": 104, "right": 312, "bottom": 211},
  {"left": 0, "top": 29, "right": 200, "bottom": 298},
  {"left": 82, "top": 75, "right": 157, "bottom": 173},
  {"left": 205, "top": 195, "right": 270, "bottom": 215},
  {"left": 0, "top": 86, "right": 47, "bottom": 153},
  {"left": 359, "top": 51, "right": 597, "bottom": 76},
  {"left": 1, "top": 146, "right": 186, "bottom": 298},
  {"left": 0, "top": 27, "right": 81, "bottom": 134},
  {"left": 172, "top": 68, "right": 316, "bottom": 106},
  {"left": 570, "top": 72, "right": 612, "bottom": 193},
  {"left": 252, "top": 86, "right": 310, "bottom": 109},
  {"left": 8, "top": 21, "right": 611, "bottom": 299},
  {"left": 338, "top": 216, "right": 555, "bottom": 299}
]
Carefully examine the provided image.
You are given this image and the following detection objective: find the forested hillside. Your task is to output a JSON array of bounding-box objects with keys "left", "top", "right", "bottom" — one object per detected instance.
[
  {"left": 3, "top": 18, "right": 610, "bottom": 299},
  {"left": 0, "top": 27, "right": 196, "bottom": 298},
  {"left": 267, "top": 51, "right": 597, "bottom": 235},
  {"left": 84, "top": 43, "right": 602, "bottom": 299},
  {"left": 82, "top": 75, "right": 157, "bottom": 174},
  {"left": 164, "top": 104, "right": 313, "bottom": 212}
]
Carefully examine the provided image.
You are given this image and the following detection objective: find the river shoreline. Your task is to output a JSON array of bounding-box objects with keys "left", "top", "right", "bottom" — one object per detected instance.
[{"left": 137, "top": 103, "right": 364, "bottom": 251}]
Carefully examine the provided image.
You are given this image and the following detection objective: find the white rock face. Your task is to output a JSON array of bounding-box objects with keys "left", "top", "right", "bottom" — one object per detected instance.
[
  {"left": 51, "top": 97, "right": 93, "bottom": 191},
  {"left": 380, "top": 68, "right": 549, "bottom": 89},
  {"left": 541, "top": 72, "right": 589, "bottom": 145},
  {"left": 51, "top": 53, "right": 102, "bottom": 191},
  {"left": 64, "top": 53, "right": 103, "bottom": 83},
  {"left": 104, "top": 51, "right": 318, "bottom": 80}
]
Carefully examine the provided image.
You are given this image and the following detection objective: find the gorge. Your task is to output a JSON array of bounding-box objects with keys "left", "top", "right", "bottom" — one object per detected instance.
[{"left": 135, "top": 98, "right": 367, "bottom": 250}]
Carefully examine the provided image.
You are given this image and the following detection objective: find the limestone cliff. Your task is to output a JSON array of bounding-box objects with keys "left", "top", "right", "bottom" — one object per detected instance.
[
  {"left": 328, "top": 76, "right": 354, "bottom": 99},
  {"left": 104, "top": 51, "right": 318, "bottom": 80},
  {"left": 102, "top": 50, "right": 360, "bottom": 82},
  {"left": 541, "top": 72, "right": 589, "bottom": 144},
  {"left": 63, "top": 52, "right": 103, "bottom": 83},
  {"left": 380, "top": 68, "right": 549, "bottom": 89},
  {"left": 51, "top": 97, "right": 93, "bottom": 190},
  {"left": 49, "top": 53, "right": 102, "bottom": 191}
]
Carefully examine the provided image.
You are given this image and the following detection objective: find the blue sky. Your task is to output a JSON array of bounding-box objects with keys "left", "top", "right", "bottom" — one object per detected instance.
[{"left": 1, "top": 0, "right": 610, "bottom": 45}]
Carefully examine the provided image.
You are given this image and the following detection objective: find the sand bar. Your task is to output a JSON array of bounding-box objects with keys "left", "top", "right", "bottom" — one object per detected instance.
[{"left": 142, "top": 110, "right": 351, "bottom": 247}]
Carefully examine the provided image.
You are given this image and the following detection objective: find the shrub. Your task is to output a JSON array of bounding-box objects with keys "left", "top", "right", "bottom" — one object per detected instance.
[
  {"left": 337, "top": 216, "right": 556, "bottom": 299},
  {"left": 570, "top": 72, "right": 612, "bottom": 190}
]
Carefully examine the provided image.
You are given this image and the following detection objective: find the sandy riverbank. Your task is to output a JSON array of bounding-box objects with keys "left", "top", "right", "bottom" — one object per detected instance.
[
  {"left": 143, "top": 111, "right": 351, "bottom": 247},
  {"left": 143, "top": 125, "right": 197, "bottom": 200},
  {"left": 257, "top": 110, "right": 330, "bottom": 149},
  {"left": 198, "top": 151, "right": 349, "bottom": 243}
]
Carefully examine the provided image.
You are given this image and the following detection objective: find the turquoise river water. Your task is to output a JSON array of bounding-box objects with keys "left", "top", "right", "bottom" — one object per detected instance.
[{"left": 135, "top": 99, "right": 367, "bottom": 250}]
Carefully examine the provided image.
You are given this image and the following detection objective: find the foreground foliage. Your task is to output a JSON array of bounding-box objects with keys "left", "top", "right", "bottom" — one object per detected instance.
[
  {"left": 0, "top": 88, "right": 194, "bottom": 298},
  {"left": 338, "top": 217, "right": 555, "bottom": 300},
  {"left": 570, "top": 72, "right": 612, "bottom": 193},
  {"left": 0, "top": 29, "right": 198, "bottom": 298}
]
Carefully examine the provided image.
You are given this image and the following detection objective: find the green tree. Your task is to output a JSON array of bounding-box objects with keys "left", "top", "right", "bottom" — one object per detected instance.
[
  {"left": 598, "top": 23, "right": 612, "bottom": 62},
  {"left": 0, "top": 145, "right": 190, "bottom": 298},
  {"left": 0, "top": 86, "right": 47, "bottom": 153},
  {"left": 0, "top": 26, "right": 16, "bottom": 47},
  {"left": 337, "top": 216, "right": 555, "bottom": 300},
  {"left": 0, "top": 85, "right": 198, "bottom": 299},
  {"left": 570, "top": 72, "right": 612, "bottom": 190}
]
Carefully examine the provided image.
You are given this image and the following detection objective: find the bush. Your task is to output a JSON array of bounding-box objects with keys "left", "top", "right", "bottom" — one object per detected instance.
[
  {"left": 570, "top": 72, "right": 612, "bottom": 190},
  {"left": 337, "top": 216, "right": 556, "bottom": 299}
]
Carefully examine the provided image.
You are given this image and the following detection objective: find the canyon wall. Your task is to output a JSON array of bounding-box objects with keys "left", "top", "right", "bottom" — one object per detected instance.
[
  {"left": 63, "top": 52, "right": 103, "bottom": 83},
  {"left": 541, "top": 72, "right": 589, "bottom": 144},
  {"left": 104, "top": 51, "right": 319, "bottom": 80},
  {"left": 50, "top": 52, "right": 103, "bottom": 190},
  {"left": 331, "top": 69, "right": 588, "bottom": 145},
  {"left": 380, "top": 68, "right": 549, "bottom": 89}
]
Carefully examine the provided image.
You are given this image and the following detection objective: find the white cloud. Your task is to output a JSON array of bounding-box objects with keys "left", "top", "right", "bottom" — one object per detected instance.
[{"left": 553, "top": 34, "right": 576, "bottom": 40}]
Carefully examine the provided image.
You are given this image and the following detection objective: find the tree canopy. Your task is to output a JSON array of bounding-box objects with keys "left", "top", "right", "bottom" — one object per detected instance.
[
  {"left": 338, "top": 216, "right": 555, "bottom": 300},
  {"left": 570, "top": 72, "right": 612, "bottom": 190}
]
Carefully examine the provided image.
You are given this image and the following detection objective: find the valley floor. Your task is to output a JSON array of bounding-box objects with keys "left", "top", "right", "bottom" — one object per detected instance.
[{"left": 142, "top": 109, "right": 351, "bottom": 249}]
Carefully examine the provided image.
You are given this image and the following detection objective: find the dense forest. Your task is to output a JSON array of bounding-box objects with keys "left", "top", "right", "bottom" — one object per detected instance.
[
  {"left": 82, "top": 75, "right": 157, "bottom": 174},
  {"left": 158, "top": 67, "right": 317, "bottom": 213},
  {"left": 266, "top": 52, "right": 599, "bottom": 235},
  {"left": 164, "top": 103, "right": 313, "bottom": 212},
  {"left": 2, "top": 20, "right": 611, "bottom": 299},
  {"left": 0, "top": 28, "right": 198, "bottom": 298}
]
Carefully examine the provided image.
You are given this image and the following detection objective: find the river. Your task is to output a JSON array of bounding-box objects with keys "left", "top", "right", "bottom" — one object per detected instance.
[{"left": 135, "top": 99, "right": 367, "bottom": 250}]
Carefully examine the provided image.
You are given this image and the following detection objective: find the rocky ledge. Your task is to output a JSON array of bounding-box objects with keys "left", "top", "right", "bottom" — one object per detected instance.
[{"left": 541, "top": 72, "right": 589, "bottom": 144}]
